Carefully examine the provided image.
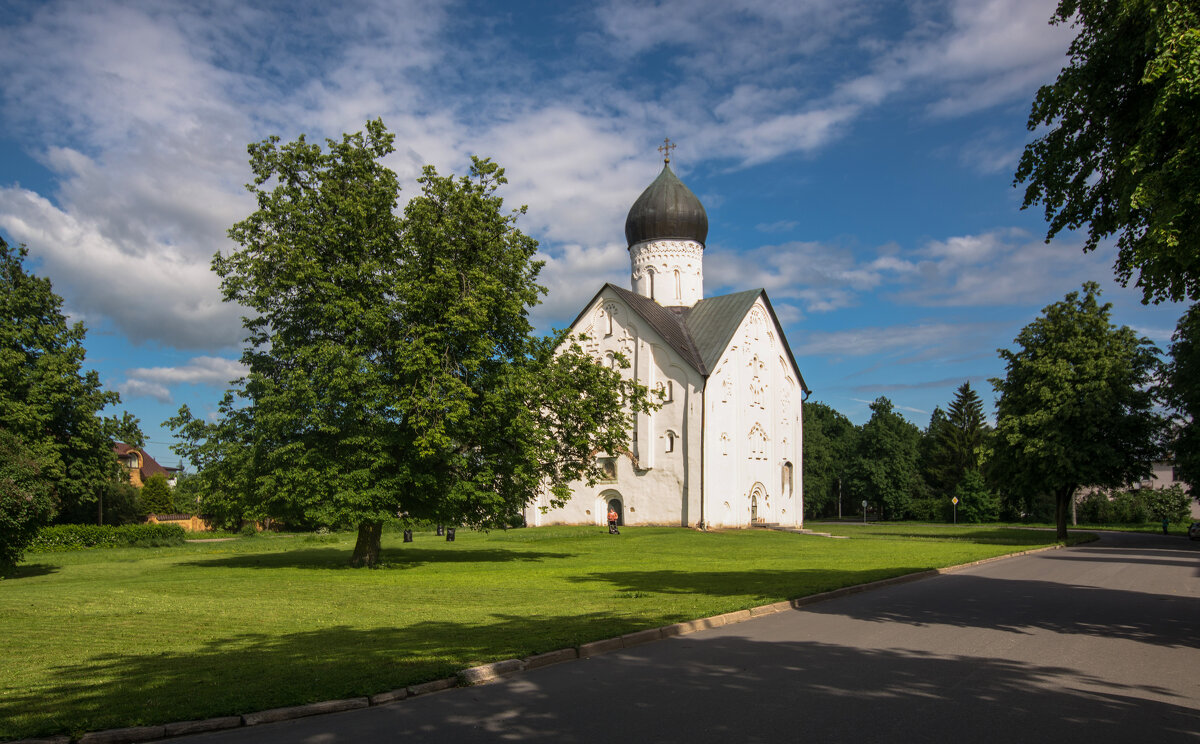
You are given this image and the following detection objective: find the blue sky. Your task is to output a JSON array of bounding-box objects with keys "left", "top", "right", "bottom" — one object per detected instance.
[{"left": 0, "top": 0, "right": 1188, "bottom": 468}]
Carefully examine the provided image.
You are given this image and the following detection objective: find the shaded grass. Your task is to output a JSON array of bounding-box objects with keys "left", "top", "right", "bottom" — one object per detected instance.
[{"left": 1, "top": 524, "right": 1073, "bottom": 740}]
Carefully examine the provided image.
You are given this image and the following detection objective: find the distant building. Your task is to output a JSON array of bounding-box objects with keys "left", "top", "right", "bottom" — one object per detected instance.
[
  {"left": 524, "top": 153, "right": 808, "bottom": 529},
  {"left": 113, "top": 443, "right": 178, "bottom": 487}
]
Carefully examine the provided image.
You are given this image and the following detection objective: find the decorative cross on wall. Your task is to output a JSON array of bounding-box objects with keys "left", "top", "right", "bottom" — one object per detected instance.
[{"left": 658, "top": 138, "right": 676, "bottom": 163}]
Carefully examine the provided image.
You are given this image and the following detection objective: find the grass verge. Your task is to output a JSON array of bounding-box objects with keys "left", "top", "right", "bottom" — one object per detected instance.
[{"left": 2, "top": 524, "right": 1074, "bottom": 740}]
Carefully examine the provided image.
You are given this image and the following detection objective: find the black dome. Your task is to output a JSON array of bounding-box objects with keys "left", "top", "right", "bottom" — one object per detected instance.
[{"left": 624, "top": 163, "right": 708, "bottom": 247}]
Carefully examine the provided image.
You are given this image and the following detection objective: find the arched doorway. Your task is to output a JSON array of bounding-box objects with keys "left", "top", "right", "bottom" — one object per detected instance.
[
  {"left": 599, "top": 490, "right": 624, "bottom": 526},
  {"left": 749, "top": 482, "right": 768, "bottom": 525}
]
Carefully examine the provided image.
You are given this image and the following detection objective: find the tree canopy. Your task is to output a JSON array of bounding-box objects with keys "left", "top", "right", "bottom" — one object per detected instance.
[
  {"left": 1015, "top": 0, "right": 1200, "bottom": 303},
  {"left": 801, "top": 401, "right": 856, "bottom": 517},
  {"left": 991, "top": 283, "right": 1164, "bottom": 539},
  {"left": 0, "top": 238, "right": 141, "bottom": 526},
  {"left": 848, "top": 397, "right": 924, "bottom": 520},
  {"left": 172, "top": 120, "right": 649, "bottom": 566},
  {"left": 1163, "top": 302, "right": 1200, "bottom": 497},
  {"left": 923, "top": 382, "right": 989, "bottom": 498}
]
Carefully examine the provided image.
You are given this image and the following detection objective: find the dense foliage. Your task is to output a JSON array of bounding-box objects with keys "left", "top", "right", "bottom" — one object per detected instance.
[
  {"left": 172, "top": 120, "right": 650, "bottom": 566},
  {"left": 139, "top": 473, "right": 173, "bottom": 515},
  {"left": 923, "top": 383, "right": 989, "bottom": 498},
  {"left": 30, "top": 523, "right": 185, "bottom": 551},
  {"left": 801, "top": 402, "right": 856, "bottom": 517},
  {"left": 0, "top": 429, "right": 56, "bottom": 571},
  {"left": 991, "top": 283, "right": 1164, "bottom": 539},
  {"left": 1077, "top": 484, "right": 1190, "bottom": 524},
  {"left": 1015, "top": 0, "right": 1200, "bottom": 303},
  {"left": 1163, "top": 303, "right": 1200, "bottom": 496},
  {"left": 0, "top": 238, "right": 141, "bottom": 528},
  {"left": 847, "top": 397, "right": 924, "bottom": 520}
]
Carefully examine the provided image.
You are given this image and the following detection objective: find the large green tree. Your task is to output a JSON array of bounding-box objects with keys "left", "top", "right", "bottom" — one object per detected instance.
[
  {"left": 991, "top": 283, "right": 1164, "bottom": 540},
  {"left": 801, "top": 401, "right": 856, "bottom": 517},
  {"left": 1015, "top": 0, "right": 1200, "bottom": 303},
  {"left": 1162, "top": 302, "right": 1200, "bottom": 498},
  {"left": 848, "top": 397, "right": 924, "bottom": 520},
  {"left": 172, "top": 120, "right": 648, "bottom": 566},
  {"left": 0, "top": 238, "right": 141, "bottom": 526}
]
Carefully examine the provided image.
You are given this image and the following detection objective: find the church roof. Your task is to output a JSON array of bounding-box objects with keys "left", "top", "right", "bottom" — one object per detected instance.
[
  {"left": 595, "top": 284, "right": 810, "bottom": 393},
  {"left": 624, "top": 163, "right": 709, "bottom": 247},
  {"left": 606, "top": 285, "right": 706, "bottom": 371}
]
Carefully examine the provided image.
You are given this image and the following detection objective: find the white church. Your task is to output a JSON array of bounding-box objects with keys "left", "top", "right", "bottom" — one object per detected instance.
[{"left": 525, "top": 150, "right": 809, "bottom": 530}]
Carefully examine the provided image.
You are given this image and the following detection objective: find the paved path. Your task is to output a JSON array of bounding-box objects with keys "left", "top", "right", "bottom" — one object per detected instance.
[{"left": 169, "top": 531, "right": 1200, "bottom": 743}]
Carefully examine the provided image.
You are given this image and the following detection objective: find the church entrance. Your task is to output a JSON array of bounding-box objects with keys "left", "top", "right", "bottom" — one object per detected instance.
[
  {"left": 608, "top": 498, "right": 624, "bottom": 526},
  {"left": 749, "top": 482, "right": 768, "bottom": 525},
  {"left": 599, "top": 490, "right": 624, "bottom": 527}
]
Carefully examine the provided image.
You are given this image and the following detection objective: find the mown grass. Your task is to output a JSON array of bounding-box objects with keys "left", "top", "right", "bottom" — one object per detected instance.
[{"left": 1, "top": 524, "right": 1075, "bottom": 740}]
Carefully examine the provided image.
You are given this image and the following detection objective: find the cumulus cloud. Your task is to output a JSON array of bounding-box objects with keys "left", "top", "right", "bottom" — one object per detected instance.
[
  {"left": 890, "top": 229, "right": 1114, "bottom": 307},
  {"left": 118, "top": 355, "right": 246, "bottom": 404},
  {"left": 116, "top": 379, "right": 172, "bottom": 404},
  {"left": 707, "top": 240, "right": 915, "bottom": 313}
]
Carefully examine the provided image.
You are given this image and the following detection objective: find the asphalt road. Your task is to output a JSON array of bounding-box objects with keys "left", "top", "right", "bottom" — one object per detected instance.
[{"left": 168, "top": 531, "right": 1200, "bottom": 743}]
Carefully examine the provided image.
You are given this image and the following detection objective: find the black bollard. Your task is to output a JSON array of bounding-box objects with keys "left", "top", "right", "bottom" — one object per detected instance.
[
  {"left": 403, "top": 529, "right": 413, "bottom": 543},
  {"left": 446, "top": 527, "right": 456, "bottom": 542}
]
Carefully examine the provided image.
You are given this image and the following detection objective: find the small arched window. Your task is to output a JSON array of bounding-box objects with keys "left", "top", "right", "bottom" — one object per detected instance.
[
  {"left": 646, "top": 268, "right": 656, "bottom": 300},
  {"left": 665, "top": 431, "right": 677, "bottom": 453},
  {"left": 673, "top": 269, "right": 681, "bottom": 299}
]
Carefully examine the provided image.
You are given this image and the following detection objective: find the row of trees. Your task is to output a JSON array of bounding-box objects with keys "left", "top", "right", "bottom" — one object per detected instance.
[
  {"left": 804, "top": 283, "right": 1198, "bottom": 539},
  {"left": 1, "top": 238, "right": 144, "bottom": 570}
]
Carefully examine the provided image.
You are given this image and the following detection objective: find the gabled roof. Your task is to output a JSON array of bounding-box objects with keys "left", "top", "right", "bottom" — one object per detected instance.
[
  {"left": 112, "top": 443, "right": 171, "bottom": 479},
  {"left": 684, "top": 288, "right": 762, "bottom": 372},
  {"left": 605, "top": 285, "right": 706, "bottom": 372},
  {"left": 573, "top": 284, "right": 810, "bottom": 393}
]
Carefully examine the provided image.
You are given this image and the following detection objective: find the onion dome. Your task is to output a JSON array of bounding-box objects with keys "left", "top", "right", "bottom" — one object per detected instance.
[{"left": 624, "top": 162, "right": 708, "bottom": 247}]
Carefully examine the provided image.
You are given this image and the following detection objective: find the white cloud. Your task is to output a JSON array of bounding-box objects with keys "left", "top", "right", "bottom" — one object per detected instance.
[
  {"left": 116, "top": 379, "right": 172, "bottom": 404},
  {"left": 127, "top": 356, "right": 246, "bottom": 386},
  {"left": 890, "top": 229, "right": 1114, "bottom": 307},
  {"left": 118, "top": 355, "right": 246, "bottom": 404},
  {"left": 707, "top": 241, "right": 914, "bottom": 313},
  {"left": 792, "top": 322, "right": 973, "bottom": 358}
]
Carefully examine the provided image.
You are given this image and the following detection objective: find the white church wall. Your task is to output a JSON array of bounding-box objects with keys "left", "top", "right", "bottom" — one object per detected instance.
[
  {"left": 526, "top": 288, "right": 701, "bottom": 527},
  {"left": 702, "top": 299, "right": 803, "bottom": 529}
]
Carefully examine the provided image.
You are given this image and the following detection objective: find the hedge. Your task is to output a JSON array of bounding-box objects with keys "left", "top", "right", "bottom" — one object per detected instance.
[{"left": 30, "top": 523, "right": 186, "bottom": 552}]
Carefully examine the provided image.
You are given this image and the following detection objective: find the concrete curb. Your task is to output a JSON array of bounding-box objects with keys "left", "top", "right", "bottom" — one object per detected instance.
[
  {"left": 458, "top": 659, "right": 526, "bottom": 685},
  {"left": 22, "top": 540, "right": 1068, "bottom": 744},
  {"left": 242, "top": 698, "right": 369, "bottom": 727}
]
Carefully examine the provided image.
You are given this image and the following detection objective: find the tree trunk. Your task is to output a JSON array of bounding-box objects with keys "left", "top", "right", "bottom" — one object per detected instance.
[
  {"left": 350, "top": 521, "right": 383, "bottom": 567},
  {"left": 1054, "top": 486, "right": 1071, "bottom": 542}
]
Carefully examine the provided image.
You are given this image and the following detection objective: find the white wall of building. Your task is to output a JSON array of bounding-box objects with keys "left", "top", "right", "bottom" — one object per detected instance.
[
  {"left": 702, "top": 299, "right": 802, "bottom": 528},
  {"left": 526, "top": 287, "right": 703, "bottom": 527}
]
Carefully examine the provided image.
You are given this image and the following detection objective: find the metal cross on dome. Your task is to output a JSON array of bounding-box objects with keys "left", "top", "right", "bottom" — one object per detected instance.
[{"left": 658, "top": 137, "right": 676, "bottom": 163}]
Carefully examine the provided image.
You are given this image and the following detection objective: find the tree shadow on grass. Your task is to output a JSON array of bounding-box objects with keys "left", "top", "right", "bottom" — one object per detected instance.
[
  {"left": 570, "top": 567, "right": 928, "bottom": 604},
  {"left": 850, "top": 528, "right": 1063, "bottom": 545},
  {"left": 0, "top": 611, "right": 646, "bottom": 741},
  {"left": 3, "top": 563, "right": 60, "bottom": 579},
  {"left": 180, "top": 547, "right": 576, "bottom": 570}
]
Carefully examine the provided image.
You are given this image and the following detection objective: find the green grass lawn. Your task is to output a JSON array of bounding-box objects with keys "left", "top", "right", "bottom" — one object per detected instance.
[{"left": 1, "top": 524, "right": 1077, "bottom": 740}]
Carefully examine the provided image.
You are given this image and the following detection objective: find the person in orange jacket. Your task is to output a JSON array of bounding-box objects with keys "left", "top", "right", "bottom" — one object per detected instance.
[{"left": 607, "top": 507, "right": 620, "bottom": 534}]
